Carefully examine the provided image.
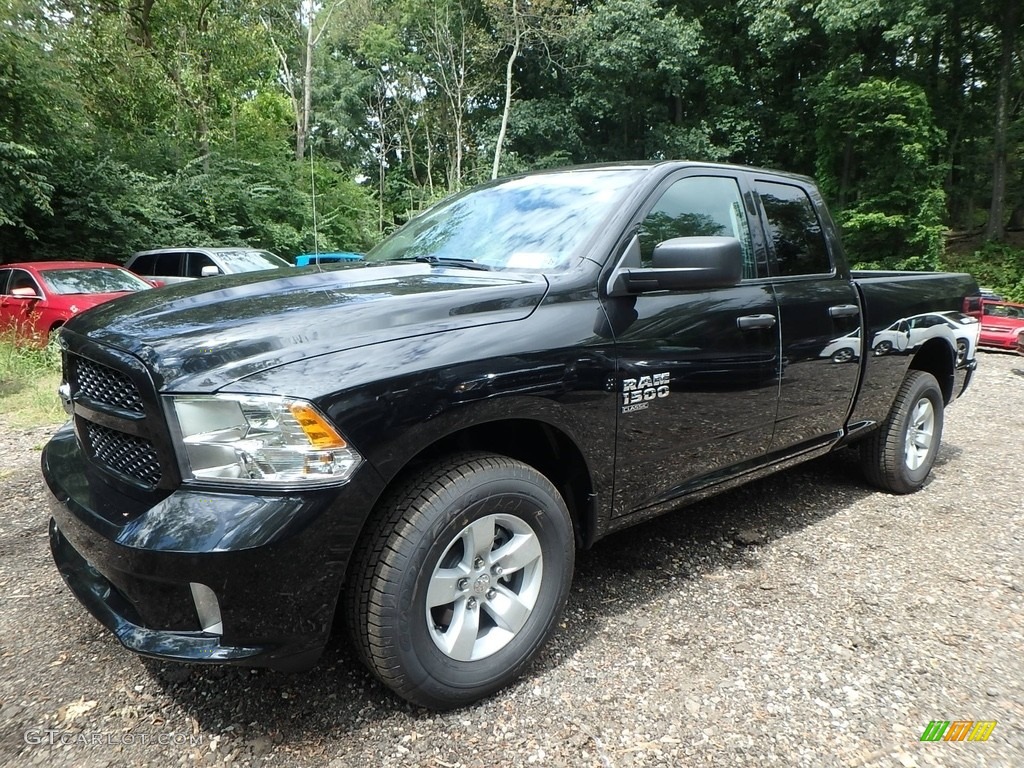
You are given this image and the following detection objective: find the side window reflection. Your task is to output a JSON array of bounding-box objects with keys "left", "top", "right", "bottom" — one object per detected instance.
[
  {"left": 637, "top": 176, "right": 759, "bottom": 278},
  {"left": 755, "top": 181, "right": 832, "bottom": 276}
]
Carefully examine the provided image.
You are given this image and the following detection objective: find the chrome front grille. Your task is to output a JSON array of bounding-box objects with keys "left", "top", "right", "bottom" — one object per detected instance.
[
  {"left": 75, "top": 358, "right": 144, "bottom": 412},
  {"left": 85, "top": 422, "right": 162, "bottom": 486}
]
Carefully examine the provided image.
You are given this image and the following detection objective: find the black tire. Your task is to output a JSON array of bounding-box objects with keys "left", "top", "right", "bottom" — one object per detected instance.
[
  {"left": 345, "top": 453, "right": 575, "bottom": 710},
  {"left": 860, "top": 370, "right": 944, "bottom": 494}
]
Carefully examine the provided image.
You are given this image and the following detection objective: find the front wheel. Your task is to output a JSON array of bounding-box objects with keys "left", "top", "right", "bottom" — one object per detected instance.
[
  {"left": 345, "top": 453, "right": 574, "bottom": 709},
  {"left": 860, "top": 370, "right": 944, "bottom": 494}
]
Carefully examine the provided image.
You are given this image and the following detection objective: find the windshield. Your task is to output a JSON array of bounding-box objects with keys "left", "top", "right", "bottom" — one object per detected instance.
[
  {"left": 983, "top": 302, "right": 1024, "bottom": 319},
  {"left": 41, "top": 268, "right": 152, "bottom": 295},
  {"left": 365, "top": 169, "right": 645, "bottom": 271},
  {"left": 217, "top": 250, "right": 291, "bottom": 272}
]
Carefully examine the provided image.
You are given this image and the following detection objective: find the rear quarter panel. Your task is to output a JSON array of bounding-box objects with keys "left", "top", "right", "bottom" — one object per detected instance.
[{"left": 849, "top": 270, "right": 979, "bottom": 427}]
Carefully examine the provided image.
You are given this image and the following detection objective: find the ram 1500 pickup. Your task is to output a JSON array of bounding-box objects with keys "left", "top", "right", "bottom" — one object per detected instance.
[{"left": 42, "top": 162, "right": 980, "bottom": 709}]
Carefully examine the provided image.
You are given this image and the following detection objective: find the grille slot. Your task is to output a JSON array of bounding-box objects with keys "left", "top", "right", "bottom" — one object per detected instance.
[
  {"left": 76, "top": 358, "right": 143, "bottom": 413},
  {"left": 86, "top": 423, "right": 162, "bottom": 486}
]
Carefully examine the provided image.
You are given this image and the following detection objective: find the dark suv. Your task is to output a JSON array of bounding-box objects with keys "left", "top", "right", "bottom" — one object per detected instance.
[{"left": 125, "top": 247, "right": 290, "bottom": 285}]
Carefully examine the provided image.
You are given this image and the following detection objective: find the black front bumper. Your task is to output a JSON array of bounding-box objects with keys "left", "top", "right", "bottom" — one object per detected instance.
[{"left": 42, "top": 423, "right": 380, "bottom": 670}]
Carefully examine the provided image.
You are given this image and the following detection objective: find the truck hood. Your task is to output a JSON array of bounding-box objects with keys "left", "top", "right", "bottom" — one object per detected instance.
[{"left": 65, "top": 262, "right": 548, "bottom": 392}]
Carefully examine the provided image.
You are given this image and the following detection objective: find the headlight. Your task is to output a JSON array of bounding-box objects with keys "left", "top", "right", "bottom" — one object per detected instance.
[{"left": 168, "top": 394, "right": 361, "bottom": 486}]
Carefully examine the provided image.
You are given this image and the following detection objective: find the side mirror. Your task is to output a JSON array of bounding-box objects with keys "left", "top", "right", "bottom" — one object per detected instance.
[
  {"left": 200, "top": 265, "right": 222, "bottom": 278},
  {"left": 608, "top": 236, "right": 743, "bottom": 296},
  {"left": 10, "top": 286, "right": 42, "bottom": 299}
]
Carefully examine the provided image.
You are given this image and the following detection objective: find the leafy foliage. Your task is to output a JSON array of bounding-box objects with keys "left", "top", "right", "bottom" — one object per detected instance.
[
  {"left": 0, "top": 0, "right": 1020, "bottom": 284},
  {"left": 942, "top": 242, "right": 1024, "bottom": 302},
  {"left": 815, "top": 77, "right": 948, "bottom": 269}
]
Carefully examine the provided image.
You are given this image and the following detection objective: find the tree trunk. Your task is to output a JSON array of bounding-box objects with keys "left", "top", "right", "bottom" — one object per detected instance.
[
  {"left": 492, "top": 3, "right": 522, "bottom": 180},
  {"left": 985, "top": 0, "right": 1018, "bottom": 241},
  {"left": 839, "top": 136, "right": 853, "bottom": 209},
  {"left": 198, "top": 1, "right": 212, "bottom": 172},
  {"left": 945, "top": 2, "right": 964, "bottom": 226},
  {"left": 296, "top": 17, "right": 315, "bottom": 162},
  {"left": 425, "top": 119, "right": 435, "bottom": 196}
]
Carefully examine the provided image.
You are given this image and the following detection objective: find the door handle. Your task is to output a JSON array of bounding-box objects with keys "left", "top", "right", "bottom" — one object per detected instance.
[
  {"left": 829, "top": 304, "right": 860, "bottom": 318},
  {"left": 736, "top": 314, "right": 777, "bottom": 330}
]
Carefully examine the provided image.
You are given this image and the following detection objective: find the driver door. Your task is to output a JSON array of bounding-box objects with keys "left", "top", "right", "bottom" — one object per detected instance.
[{"left": 609, "top": 172, "right": 781, "bottom": 514}]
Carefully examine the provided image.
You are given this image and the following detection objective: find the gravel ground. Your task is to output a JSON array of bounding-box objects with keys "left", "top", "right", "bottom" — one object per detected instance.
[{"left": 1, "top": 353, "right": 1022, "bottom": 768}]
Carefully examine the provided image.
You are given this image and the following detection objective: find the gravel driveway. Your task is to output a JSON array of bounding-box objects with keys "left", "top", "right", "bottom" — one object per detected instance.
[{"left": 1, "top": 353, "right": 1022, "bottom": 768}]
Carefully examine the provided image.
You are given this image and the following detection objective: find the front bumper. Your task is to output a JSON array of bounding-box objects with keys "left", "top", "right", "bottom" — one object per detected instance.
[
  {"left": 42, "top": 423, "right": 380, "bottom": 670},
  {"left": 979, "top": 331, "right": 1023, "bottom": 349}
]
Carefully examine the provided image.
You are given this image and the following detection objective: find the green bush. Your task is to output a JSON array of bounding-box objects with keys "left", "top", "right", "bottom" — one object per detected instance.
[{"left": 940, "top": 242, "right": 1024, "bottom": 302}]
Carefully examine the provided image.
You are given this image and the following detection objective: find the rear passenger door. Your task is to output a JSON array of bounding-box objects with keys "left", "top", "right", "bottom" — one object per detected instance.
[{"left": 752, "top": 178, "right": 861, "bottom": 452}]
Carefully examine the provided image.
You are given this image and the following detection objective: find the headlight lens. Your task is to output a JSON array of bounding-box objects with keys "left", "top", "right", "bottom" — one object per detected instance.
[{"left": 169, "top": 394, "right": 361, "bottom": 486}]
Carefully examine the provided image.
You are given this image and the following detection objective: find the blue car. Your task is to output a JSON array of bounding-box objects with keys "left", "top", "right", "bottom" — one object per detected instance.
[{"left": 295, "top": 252, "right": 363, "bottom": 267}]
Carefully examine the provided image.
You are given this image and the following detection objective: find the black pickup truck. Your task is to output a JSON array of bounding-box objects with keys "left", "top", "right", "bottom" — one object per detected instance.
[{"left": 42, "top": 162, "right": 979, "bottom": 709}]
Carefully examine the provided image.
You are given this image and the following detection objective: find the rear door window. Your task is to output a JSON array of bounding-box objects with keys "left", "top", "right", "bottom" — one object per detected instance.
[
  {"left": 154, "top": 251, "right": 185, "bottom": 277},
  {"left": 129, "top": 254, "right": 156, "bottom": 275},
  {"left": 755, "top": 181, "right": 832, "bottom": 276}
]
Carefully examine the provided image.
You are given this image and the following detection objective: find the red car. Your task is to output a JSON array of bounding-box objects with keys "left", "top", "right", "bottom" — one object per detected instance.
[
  {"left": 0, "top": 261, "right": 152, "bottom": 345},
  {"left": 978, "top": 299, "right": 1024, "bottom": 350}
]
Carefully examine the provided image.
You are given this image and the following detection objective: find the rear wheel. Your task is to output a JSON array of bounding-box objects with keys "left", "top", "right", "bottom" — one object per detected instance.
[
  {"left": 345, "top": 453, "right": 574, "bottom": 709},
  {"left": 860, "top": 370, "right": 944, "bottom": 494}
]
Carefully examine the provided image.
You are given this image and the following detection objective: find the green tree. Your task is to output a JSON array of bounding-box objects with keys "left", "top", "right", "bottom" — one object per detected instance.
[{"left": 815, "top": 76, "right": 947, "bottom": 268}]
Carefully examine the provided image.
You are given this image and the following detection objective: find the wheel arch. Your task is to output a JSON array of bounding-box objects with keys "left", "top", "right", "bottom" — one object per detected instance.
[
  {"left": 908, "top": 338, "right": 955, "bottom": 403},
  {"left": 362, "top": 414, "right": 599, "bottom": 553},
  {"left": 354, "top": 405, "right": 602, "bottom": 569}
]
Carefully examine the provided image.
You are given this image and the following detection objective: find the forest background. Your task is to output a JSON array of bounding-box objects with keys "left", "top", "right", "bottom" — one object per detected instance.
[{"left": 2, "top": 0, "right": 1023, "bottom": 299}]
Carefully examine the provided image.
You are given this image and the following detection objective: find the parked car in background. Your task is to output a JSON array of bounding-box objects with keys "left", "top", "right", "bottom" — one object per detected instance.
[
  {"left": 937, "top": 311, "right": 981, "bottom": 363},
  {"left": 125, "top": 247, "right": 291, "bottom": 286},
  {"left": 863, "top": 311, "right": 979, "bottom": 364},
  {"left": 818, "top": 327, "right": 862, "bottom": 363},
  {"left": 0, "top": 261, "right": 151, "bottom": 344},
  {"left": 294, "top": 252, "right": 363, "bottom": 267},
  {"left": 978, "top": 299, "right": 1024, "bottom": 350}
]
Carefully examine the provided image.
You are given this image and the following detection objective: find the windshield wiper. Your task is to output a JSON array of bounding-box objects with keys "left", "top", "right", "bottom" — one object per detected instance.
[{"left": 411, "top": 255, "right": 492, "bottom": 271}]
